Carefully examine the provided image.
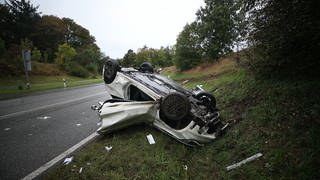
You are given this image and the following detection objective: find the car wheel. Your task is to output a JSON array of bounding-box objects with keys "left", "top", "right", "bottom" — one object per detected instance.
[
  {"left": 160, "top": 92, "right": 191, "bottom": 124},
  {"left": 103, "top": 60, "right": 120, "bottom": 84},
  {"left": 139, "top": 62, "right": 154, "bottom": 73},
  {"left": 196, "top": 92, "right": 216, "bottom": 111}
]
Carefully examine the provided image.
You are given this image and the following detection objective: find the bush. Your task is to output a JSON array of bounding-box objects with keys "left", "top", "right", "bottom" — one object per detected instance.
[
  {"left": 85, "top": 63, "right": 98, "bottom": 73},
  {"left": 65, "top": 62, "right": 89, "bottom": 78}
]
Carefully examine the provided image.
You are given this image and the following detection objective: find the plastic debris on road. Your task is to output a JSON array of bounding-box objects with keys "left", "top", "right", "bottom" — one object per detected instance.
[
  {"left": 97, "top": 122, "right": 102, "bottom": 126},
  {"left": 76, "top": 123, "right": 81, "bottom": 126},
  {"left": 37, "top": 116, "right": 51, "bottom": 120},
  {"left": 105, "top": 146, "right": 113, "bottom": 152},
  {"left": 4, "top": 128, "right": 11, "bottom": 131},
  {"left": 226, "top": 153, "right": 263, "bottom": 171},
  {"left": 146, "top": 134, "right": 156, "bottom": 144},
  {"left": 63, "top": 156, "right": 73, "bottom": 165},
  {"left": 79, "top": 167, "right": 83, "bottom": 174}
]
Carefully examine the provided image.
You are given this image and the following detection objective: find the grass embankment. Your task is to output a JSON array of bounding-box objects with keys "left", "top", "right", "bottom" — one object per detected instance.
[
  {"left": 44, "top": 57, "right": 320, "bottom": 179},
  {"left": 0, "top": 75, "right": 103, "bottom": 94}
]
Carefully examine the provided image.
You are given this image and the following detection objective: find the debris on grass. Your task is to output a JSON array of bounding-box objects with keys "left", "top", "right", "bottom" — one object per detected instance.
[
  {"left": 105, "top": 146, "right": 113, "bottom": 152},
  {"left": 63, "top": 156, "right": 73, "bottom": 165},
  {"left": 181, "top": 80, "right": 189, "bottom": 85},
  {"left": 183, "top": 165, "right": 188, "bottom": 171},
  {"left": 146, "top": 134, "right": 156, "bottom": 144},
  {"left": 79, "top": 167, "right": 83, "bottom": 174},
  {"left": 226, "top": 153, "right": 263, "bottom": 171}
]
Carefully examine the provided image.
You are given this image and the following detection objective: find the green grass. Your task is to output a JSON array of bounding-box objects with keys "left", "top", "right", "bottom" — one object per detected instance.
[
  {"left": 0, "top": 75, "right": 103, "bottom": 94},
  {"left": 44, "top": 58, "right": 320, "bottom": 179}
]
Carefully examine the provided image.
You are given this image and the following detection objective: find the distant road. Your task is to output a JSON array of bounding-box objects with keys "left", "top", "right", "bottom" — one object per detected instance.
[{"left": 0, "top": 83, "right": 110, "bottom": 180}]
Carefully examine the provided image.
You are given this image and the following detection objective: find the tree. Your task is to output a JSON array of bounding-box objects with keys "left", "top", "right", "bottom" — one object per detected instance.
[
  {"left": 136, "top": 46, "right": 152, "bottom": 67},
  {"left": 62, "top": 18, "right": 95, "bottom": 49},
  {"left": 122, "top": 49, "right": 136, "bottom": 67},
  {"left": 174, "top": 22, "right": 202, "bottom": 71},
  {"left": 196, "top": 0, "right": 240, "bottom": 60},
  {"left": 55, "top": 43, "right": 76, "bottom": 66},
  {"left": 246, "top": 0, "right": 320, "bottom": 77},
  {"left": 3, "top": 0, "right": 40, "bottom": 45},
  {"left": 32, "top": 15, "right": 65, "bottom": 62},
  {"left": 32, "top": 47, "right": 41, "bottom": 62}
]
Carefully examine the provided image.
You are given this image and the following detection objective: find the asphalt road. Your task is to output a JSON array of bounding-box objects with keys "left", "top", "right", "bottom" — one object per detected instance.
[{"left": 0, "top": 83, "right": 110, "bottom": 180}]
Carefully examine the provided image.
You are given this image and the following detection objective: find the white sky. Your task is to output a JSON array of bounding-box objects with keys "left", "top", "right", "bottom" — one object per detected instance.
[{"left": 29, "top": 0, "right": 204, "bottom": 59}]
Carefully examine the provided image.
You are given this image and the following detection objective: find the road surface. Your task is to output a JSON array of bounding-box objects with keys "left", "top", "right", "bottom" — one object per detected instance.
[{"left": 0, "top": 84, "right": 109, "bottom": 179}]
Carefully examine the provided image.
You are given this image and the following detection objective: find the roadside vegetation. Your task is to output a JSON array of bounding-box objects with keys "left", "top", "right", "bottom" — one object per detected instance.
[
  {"left": 0, "top": 60, "right": 102, "bottom": 94},
  {"left": 0, "top": 0, "right": 107, "bottom": 80},
  {"left": 44, "top": 55, "right": 319, "bottom": 179}
]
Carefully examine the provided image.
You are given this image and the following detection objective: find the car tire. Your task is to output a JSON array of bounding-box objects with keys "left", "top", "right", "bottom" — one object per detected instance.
[
  {"left": 103, "top": 60, "right": 120, "bottom": 84},
  {"left": 160, "top": 92, "right": 191, "bottom": 122},
  {"left": 139, "top": 62, "right": 154, "bottom": 73},
  {"left": 196, "top": 92, "right": 216, "bottom": 110}
]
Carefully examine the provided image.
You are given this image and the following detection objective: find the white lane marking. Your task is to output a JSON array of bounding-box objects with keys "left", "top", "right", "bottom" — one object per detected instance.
[
  {"left": 22, "top": 132, "right": 99, "bottom": 180},
  {"left": 0, "top": 92, "right": 106, "bottom": 120},
  {"left": 37, "top": 116, "right": 51, "bottom": 120}
]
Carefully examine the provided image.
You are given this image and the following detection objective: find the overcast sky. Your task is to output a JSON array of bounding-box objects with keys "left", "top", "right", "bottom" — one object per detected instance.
[{"left": 28, "top": 0, "right": 204, "bottom": 59}]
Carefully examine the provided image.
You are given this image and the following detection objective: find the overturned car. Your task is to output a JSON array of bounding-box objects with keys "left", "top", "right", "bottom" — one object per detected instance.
[{"left": 92, "top": 60, "right": 228, "bottom": 146}]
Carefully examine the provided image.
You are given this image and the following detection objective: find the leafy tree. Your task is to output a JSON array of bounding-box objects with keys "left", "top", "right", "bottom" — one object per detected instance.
[
  {"left": 55, "top": 43, "right": 76, "bottom": 67},
  {"left": 122, "top": 49, "right": 136, "bottom": 67},
  {"left": 246, "top": 0, "right": 320, "bottom": 77},
  {"left": 135, "top": 45, "right": 152, "bottom": 67},
  {"left": 62, "top": 18, "right": 95, "bottom": 49},
  {"left": 196, "top": 0, "right": 240, "bottom": 60},
  {"left": 32, "top": 15, "right": 65, "bottom": 61},
  {"left": 20, "top": 37, "right": 33, "bottom": 50},
  {"left": 0, "top": 4, "right": 14, "bottom": 47},
  {"left": 73, "top": 44, "right": 101, "bottom": 74},
  {"left": 32, "top": 47, "right": 41, "bottom": 61},
  {"left": 3, "top": 0, "right": 40, "bottom": 45},
  {"left": 174, "top": 22, "right": 202, "bottom": 71},
  {"left": 159, "top": 46, "right": 174, "bottom": 67}
]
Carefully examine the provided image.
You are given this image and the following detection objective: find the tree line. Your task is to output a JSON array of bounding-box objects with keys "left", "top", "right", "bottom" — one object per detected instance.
[
  {"left": 1, "top": 0, "right": 318, "bottom": 79},
  {"left": 0, "top": 0, "right": 106, "bottom": 77},
  {"left": 173, "top": 0, "right": 319, "bottom": 78},
  {"left": 120, "top": 46, "right": 173, "bottom": 68}
]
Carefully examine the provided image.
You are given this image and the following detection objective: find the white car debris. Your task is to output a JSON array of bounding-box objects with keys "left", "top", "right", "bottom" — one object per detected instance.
[
  {"left": 226, "top": 153, "right": 263, "bottom": 171},
  {"left": 105, "top": 146, "right": 113, "bottom": 152},
  {"left": 146, "top": 134, "right": 156, "bottom": 144},
  {"left": 63, "top": 156, "right": 73, "bottom": 165}
]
